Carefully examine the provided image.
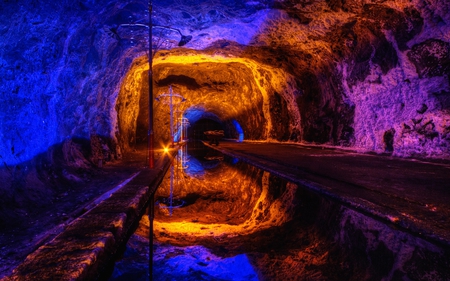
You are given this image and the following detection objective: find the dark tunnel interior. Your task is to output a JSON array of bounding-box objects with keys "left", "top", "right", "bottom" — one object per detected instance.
[{"left": 1, "top": 0, "right": 450, "bottom": 279}]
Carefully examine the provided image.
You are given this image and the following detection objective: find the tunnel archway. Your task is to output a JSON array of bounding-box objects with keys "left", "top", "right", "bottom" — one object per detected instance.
[
  {"left": 183, "top": 106, "right": 224, "bottom": 141},
  {"left": 115, "top": 50, "right": 302, "bottom": 153},
  {"left": 188, "top": 118, "right": 223, "bottom": 141}
]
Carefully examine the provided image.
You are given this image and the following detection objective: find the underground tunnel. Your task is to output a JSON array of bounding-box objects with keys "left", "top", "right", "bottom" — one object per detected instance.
[{"left": 1, "top": 0, "right": 450, "bottom": 280}]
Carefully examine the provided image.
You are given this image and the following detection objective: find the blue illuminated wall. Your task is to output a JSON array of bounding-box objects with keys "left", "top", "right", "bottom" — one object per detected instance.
[
  {"left": 0, "top": 0, "right": 148, "bottom": 165},
  {"left": 232, "top": 119, "right": 244, "bottom": 142}
]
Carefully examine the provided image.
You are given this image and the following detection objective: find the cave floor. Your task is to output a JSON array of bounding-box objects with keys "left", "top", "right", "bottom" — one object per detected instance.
[
  {"left": 1, "top": 141, "right": 449, "bottom": 279},
  {"left": 0, "top": 146, "right": 153, "bottom": 279},
  {"left": 207, "top": 140, "right": 450, "bottom": 249}
]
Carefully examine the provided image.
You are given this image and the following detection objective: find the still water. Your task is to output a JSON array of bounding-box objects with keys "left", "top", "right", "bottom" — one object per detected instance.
[
  {"left": 109, "top": 142, "right": 449, "bottom": 281},
  {"left": 109, "top": 142, "right": 310, "bottom": 280}
]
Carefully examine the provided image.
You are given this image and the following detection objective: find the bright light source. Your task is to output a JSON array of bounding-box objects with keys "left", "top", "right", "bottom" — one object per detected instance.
[{"left": 163, "top": 147, "right": 169, "bottom": 154}]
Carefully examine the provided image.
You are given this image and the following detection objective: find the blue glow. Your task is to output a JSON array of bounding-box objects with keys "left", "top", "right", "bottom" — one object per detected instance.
[
  {"left": 183, "top": 106, "right": 208, "bottom": 124},
  {"left": 0, "top": 96, "right": 59, "bottom": 165},
  {"left": 232, "top": 119, "right": 244, "bottom": 142},
  {"left": 111, "top": 238, "right": 260, "bottom": 281},
  {"left": 230, "top": 157, "right": 240, "bottom": 165},
  {"left": 174, "top": 129, "right": 181, "bottom": 143},
  {"left": 183, "top": 156, "right": 205, "bottom": 177},
  {"left": 160, "top": 246, "right": 259, "bottom": 281}
]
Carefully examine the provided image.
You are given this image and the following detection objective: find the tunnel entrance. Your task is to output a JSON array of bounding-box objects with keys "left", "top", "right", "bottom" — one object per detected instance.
[
  {"left": 188, "top": 118, "right": 224, "bottom": 141},
  {"left": 116, "top": 51, "right": 297, "bottom": 154}
]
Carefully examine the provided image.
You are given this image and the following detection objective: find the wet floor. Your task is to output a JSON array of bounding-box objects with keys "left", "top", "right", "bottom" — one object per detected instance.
[{"left": 109, "top": 142, "right": 450, "bottom": 281}]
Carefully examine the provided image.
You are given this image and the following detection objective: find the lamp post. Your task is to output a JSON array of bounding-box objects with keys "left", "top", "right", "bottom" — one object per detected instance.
[
  {"left": 148, "top": 3, "right": 154, "bottom": 169},
  {"left": 105, "top": 6, "right": 192, "bottom": 280},
  {"left": 105, "top": 14, "right": 192, "bottom": 168}
]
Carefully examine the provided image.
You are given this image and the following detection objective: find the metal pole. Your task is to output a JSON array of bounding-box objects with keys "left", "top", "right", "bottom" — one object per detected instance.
[
  {"left": 148, "top": 2, "right": 154, "bottom": 169},
  {"left": 148, "top": 193, "right": 154, "bottom": 281},
  {"left": 148, "top": 2, "right": 154, "bottom": 281},
  {"left": 178, "top": 118, "right": 183, "bottom": 142},
  {"left": 169, "top": 86, "right": 174, "bottom": 146},
  {"left": 169, "top": 161, "right": 174, "bottom": 216}
]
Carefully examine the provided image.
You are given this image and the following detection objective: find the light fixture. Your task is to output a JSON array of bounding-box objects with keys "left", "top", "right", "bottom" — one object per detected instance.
[
  {"left": 106, "top": 24, "right": 192, "bottom": 47},
  {"left": 105, "top": 12, "right": 193, "bottom": 169}
]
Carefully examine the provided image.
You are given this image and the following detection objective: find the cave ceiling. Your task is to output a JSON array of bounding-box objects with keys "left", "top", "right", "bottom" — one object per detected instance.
[
  {"left": 0, "top": 0, "right": 449, "bottom": 165},
  {"left": 118, "top": 0, "right": 450, "bottom": 149},
  {"left": 62, "top": 0, "right": 450, "bottom": 155}
]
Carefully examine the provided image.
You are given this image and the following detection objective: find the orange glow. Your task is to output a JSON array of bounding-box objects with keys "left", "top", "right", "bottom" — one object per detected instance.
[
  {"left": 119, "top": 51, "right": 302, "bottom": 147},
  {"left": 151, "top": 169, "right": 299, "bottom": 239},
  {"left": 151, "top": 52, "right": 301, "bottom": 141}
]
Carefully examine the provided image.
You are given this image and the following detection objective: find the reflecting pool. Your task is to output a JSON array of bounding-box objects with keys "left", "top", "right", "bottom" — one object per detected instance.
[{"left": 109, "top": 141, "right": 450, "bottom": 281}]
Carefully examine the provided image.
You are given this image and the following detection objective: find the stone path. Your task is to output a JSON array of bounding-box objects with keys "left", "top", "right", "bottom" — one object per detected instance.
[
  {"left": 206, "top": 141, "right": 450, "bottom": 249},
  {"left": 1, "top": 153, "right": 172, "bottom": 281}
]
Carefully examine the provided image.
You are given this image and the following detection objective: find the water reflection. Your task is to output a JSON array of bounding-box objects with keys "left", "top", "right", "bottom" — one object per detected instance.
[
  {"left": 153, "top": 142, "right": 298, "bottom": 237},
  {"left": 110, "top": 141, "right": 299, "bottom": 280},
  {"left": 109, "top": 141, "right": 450, "bottom": 281}
]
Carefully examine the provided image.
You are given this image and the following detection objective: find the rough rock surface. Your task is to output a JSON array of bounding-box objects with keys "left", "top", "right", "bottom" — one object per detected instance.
[
  {"left": 1, "top": 0, "right": 450, "bottom": 273},
  {"left": 1, "top": 0, "right": 449, "bottom": 165}
]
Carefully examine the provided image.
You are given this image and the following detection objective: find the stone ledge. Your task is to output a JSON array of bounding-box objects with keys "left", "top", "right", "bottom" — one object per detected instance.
[
  {"left": 4, "top": 155, "right": 173, "bottom": 281},
  {"left": 8, "top": 231, "right": 115, "bottom": 281}
]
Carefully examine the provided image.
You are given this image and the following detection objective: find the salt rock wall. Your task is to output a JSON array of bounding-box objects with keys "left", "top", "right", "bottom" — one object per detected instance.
[
  {"left": 329, "top": 1, "right": 450, "bottom": 157},
  {"left": 0, "top": 0, "right": 148, "bottom": 166},
  {"left": 1, "top": 0, "right": 449, "bottom": 173},
  {"left": 249, "top": 0, "right": 450, "bottom": 157}
]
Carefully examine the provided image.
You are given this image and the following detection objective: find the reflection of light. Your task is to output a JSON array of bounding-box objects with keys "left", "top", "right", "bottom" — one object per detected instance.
[
  {"left": 156, "top": 245, "right": 259, "bottom": 280},
  {"left": 183, "top": 156, "right": 205, "bottom": 177},
  {"left": 153, "top": 171, "right": 298, "bottom": 238}
]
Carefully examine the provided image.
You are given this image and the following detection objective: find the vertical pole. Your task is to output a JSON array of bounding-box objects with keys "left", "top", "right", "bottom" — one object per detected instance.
[
  {"left": 148, "top": 2, "right": 154, "bottom": 169},
  {"left": 169, "top": 161, "right": 174, "bottom": 216},
  {"left": 148, "top": 3, "right": 154, "bottom": 281},
  {"left": 169, "top": 86, "right": 174, "bottom": 146},
  {"left": 175, "top": 103, "right": 179, "bottom": 143},
  {"left": 148, "top": 193, "right": 154, "bottom": 281},
  {"left": 180, "top": 118, "right": 183, "bottom": 142}
]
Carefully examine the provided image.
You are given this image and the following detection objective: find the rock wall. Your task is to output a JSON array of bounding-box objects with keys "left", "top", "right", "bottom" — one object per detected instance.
[
  {"left": 0, "top": 1, "right": 147, "bottom": 166},
  {"left": 1, "top": 0, "right": 449, "bottom": 171}
]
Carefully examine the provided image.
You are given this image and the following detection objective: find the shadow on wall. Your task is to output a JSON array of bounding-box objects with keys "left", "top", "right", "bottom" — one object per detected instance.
[{"left": 0, "top": 135, "right": 120, "bottom": 228}]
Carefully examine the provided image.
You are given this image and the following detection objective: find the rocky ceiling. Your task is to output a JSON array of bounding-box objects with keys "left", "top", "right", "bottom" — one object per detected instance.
[{"left": 0, "top": 0, "right": 449, "bottom": 167}]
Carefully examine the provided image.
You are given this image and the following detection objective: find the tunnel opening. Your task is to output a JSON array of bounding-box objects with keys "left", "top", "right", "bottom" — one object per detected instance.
[
  {"left": 188, "top": 118, "right": 224, "bottom": 141},
  {"left": 115, "top": 51, "right": 304, "bottom": 155}
]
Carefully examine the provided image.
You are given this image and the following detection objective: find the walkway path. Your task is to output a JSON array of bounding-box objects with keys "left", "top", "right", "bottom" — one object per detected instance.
[
  {"left": 1, "top": 148, "right": 173, "bottom": 281},
  {"left": 206, "top": 141, "right": 450, "bottom": 248}
]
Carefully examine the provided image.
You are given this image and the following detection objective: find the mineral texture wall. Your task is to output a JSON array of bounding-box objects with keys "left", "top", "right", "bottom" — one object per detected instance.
[{"left": 0, "top": 0, "right": 449, "bottom": 168}]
